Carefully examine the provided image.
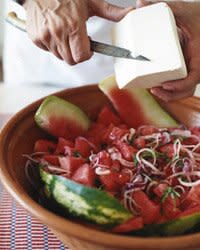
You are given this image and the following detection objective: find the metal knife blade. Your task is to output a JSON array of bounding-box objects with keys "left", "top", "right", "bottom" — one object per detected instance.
[
  {"left": 90, "top": 40, "right": 150, "bottom": 61},
  {"left": 6, "top": 12, "right": 150, "bottom": 62}
]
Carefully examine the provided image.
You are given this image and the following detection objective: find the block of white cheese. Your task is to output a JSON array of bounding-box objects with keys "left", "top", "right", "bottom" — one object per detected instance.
[{"left": 112, "top": 3, "right": 187, "bottom": 89}]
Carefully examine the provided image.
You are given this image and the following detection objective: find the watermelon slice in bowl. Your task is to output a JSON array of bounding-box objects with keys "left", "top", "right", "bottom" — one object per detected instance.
[{"left": 1, "top": 82, "right": 200, "bottom": 250}]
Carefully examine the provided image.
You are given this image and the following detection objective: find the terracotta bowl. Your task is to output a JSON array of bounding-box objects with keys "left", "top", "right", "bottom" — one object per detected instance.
[{"left": 1, "top": 85, "right": 200, "bottom": 250}]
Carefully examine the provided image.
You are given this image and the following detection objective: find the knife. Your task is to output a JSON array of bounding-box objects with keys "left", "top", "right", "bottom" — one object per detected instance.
[{"left": 6, "top": 12, "right": 150, "bottom": 61}]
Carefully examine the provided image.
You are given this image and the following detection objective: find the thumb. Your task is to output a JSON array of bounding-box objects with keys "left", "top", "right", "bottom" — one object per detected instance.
[{"left": 94, "top": 1, "right": 134, "bottom": 22}]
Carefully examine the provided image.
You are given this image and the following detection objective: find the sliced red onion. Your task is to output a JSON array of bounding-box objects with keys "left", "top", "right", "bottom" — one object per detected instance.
[
  {"left": 192, "top": 142, "right": 200, "bottom": 152},
  {"left": 141, "top": 133, "right": 161, "bottom": 140},
  {"left": 95, "top": 167, "right": 111, "bottom": 176},
  {"left": 178, "top": 178, "right": 200, "bottom": 187},
  {"left": 174, "top": 185, "right": 186, "bottom": 194},
  {"left": 89, "top": 153, "right": 97, "bottom": 162},
  {"left": 171, "top": 129, "right": 191, "bottom": 137},
  {"left": 132, "top": 174, "right": 143, "bottom": 183},
  {"left": 109, "top": 148, "right": 134, "bottom": 168},
  {"left": 181, "top": 146, "right": 196, "bottom": 165},
  {"left": 161, "top": 132, "right": 171, "bottom": 144},
  {"left": 137, "top": 125, "right": 157, "bottom": 135},
  {"left": 136, "top": 148, "right": 162, "bottom": 175},
  {"left": 136, "top": 148, "right": 156, "bottom": 165},
  {"left": 173, "top": 139, "right": 181, "bottom": 160},
  {"left": 146, "top": 181, "right": 158, "bottom": 195},
  {"left": 77, "top": 136, "right": 97, "bottom": 149},
  {"left": 46, "top": 165, "right": 69, "bottom": 174},
  {"left": 167, "top": 171, "right": 187, "bottom": 180},
  {"left": 141, "top": 158, "right": 163, "bottom": 174},
  {"left": 122, "top": 168, "right": 134, "bottom": 180},
  {"left": 23, "top": 154, "right": 40, "bottom": 164},
  {"left": 128, "top": 128, "right": 136, "bottom": 140},
  {"left": 182, "top": 158, "right": 193, "bottom": 173},
  {"left": 118, "top": 158, "right": 135, "bottom": 168}
]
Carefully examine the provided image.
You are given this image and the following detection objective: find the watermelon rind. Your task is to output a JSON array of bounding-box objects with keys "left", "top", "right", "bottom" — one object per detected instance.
[
  {"left": 99, "top": 75, "right": 178, "bottom": 128},
  {"left": 35, "top": 96, "right": 91, "bottom": 138},
  {"left": 40, "top": 168, "right": 132, "bottom": 226}
]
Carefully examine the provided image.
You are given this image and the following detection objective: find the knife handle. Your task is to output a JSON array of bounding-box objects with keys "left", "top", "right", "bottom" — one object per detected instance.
[{"left": 6, "top": 12, "right": 26, "bottom": 32}]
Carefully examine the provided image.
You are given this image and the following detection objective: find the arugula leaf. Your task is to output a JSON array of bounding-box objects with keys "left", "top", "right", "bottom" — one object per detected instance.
[
  {"left": 161, "top": 187, "right": 180, "bottom": 207},
  {"left": 128, "top": 134, "right": 135, "bottom": 145},
  {"left": 133, "top": 155, "right": 138, "bottom": 167},
  {"left": 73, "top": 151, "right": 82, "bottom": 158}
]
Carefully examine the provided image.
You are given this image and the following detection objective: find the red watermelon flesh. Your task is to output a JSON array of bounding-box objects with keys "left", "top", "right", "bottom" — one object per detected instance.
[
  {"left": 35, "top": 96, "right": 91, "bottom": 139},
  {"left": 99, "top": 75, "right": 178, "bottom": 129}
]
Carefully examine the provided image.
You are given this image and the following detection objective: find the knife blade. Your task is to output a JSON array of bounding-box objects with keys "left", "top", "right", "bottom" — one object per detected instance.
[
  {"left": 90, "top": 40, "right": 150, "bottom": 61},
  {"left": 6, "top": 12, "right": 150, "bottom": 62}
]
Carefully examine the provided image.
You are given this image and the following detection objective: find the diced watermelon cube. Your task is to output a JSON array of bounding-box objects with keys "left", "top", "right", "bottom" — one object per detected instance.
[
  {"left": 75, "top": 137, "right": 95, "bottom": 158},
  {"left": 115, "top": 141, "right": 137, "bottom": 161},
  {"left": 43, "top": 155, "right": 60, "bottom": 166},
  {"left": 55, "top": 137, "right": 74, "bottom": 154},
  {"left": 181, "top": 186, "right": 200, "bottom": 210},
  {"left": 162, "top": 196, "right": 181, "bottom": 219},
  {"left": 153, "top": 183, "right": 169, "bottom": 198},
  {"left": 34, "top": 139, "right": 57, "bottom": 153},
  {"left": 72, "top": 163, "right": 96, "bottom": 187},
  {"left": 97, "top": 106, "right": 121, "bottom": 126},
  {"left": 132, "top": 191, "right": 160, "bottom": 224},
  {"left": 99, "top": 172, "right": 120, "bottom": 192},
  {"left": 59, "top": 156, "right": 86, "bottom": 176}
]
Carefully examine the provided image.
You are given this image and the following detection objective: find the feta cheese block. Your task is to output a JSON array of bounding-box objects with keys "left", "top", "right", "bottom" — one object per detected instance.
[{"left": 112, "top": 2, "right": 187, "bottom": 89}]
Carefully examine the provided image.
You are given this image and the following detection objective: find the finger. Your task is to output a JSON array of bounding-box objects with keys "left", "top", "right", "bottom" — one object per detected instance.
[
  {"left": 136, "top": 0, "right": 185, "bottom": 13},
  {"left": 162, "top": 65, "right": 199, "bottom": 92},
  {"left": 27, "top": 28, "right": 49, "bottom": 51},
  {"left": 32, "top": 39, "right": 49, "bottom": 51},
  {"left": 38, "top": 29, "right": 63, "bottom": 60},
  {"left": 46, "top": 16, "right": 75, "bottom": 64},
  {"left": 49, "top": 42, "right": 63, "bottom": 60},
  {"left": 58, "top": 37, "right": 76, "bottom": 65},
  {"left": 150, "top": 86, "right": 195, "bottom": 102},
  {"left": 69, "top": 23, "right": 92, "bottom": 63},
  {"left": 94, "top": 1, "right": 134, "bottom": 22},
  {"left": 136, "top": 0, "right": 151, "bottom": 8}
]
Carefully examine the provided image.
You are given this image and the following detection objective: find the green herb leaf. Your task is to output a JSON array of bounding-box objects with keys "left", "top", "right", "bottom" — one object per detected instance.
[
  {"left": 73, "top": 151, "right": 81, "bottom": 158},
  {"left": 133, "top": 155, "right": 138, "bottom": 167},
  {"left": 128, "top": 135, "right": 135, "bottom": 145},
  {"left": 161, "top": 187, "right": 180, "bottom": 205}
]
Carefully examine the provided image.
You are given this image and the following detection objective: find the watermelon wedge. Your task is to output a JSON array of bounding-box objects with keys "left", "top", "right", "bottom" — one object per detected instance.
[
  {"left": 99, "top": 75, "right": 178, "bottom": 128},
  {"left": 35, "top": 96, "right": 91, "bottom": 139},
  {"left": 40, "top": 167, "right": 132, "bottom": 226}
]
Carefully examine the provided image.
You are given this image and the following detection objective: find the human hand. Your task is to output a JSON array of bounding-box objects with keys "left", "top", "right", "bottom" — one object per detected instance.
[
  {"left": 23, "top": 0, "right": 132, "bottom": 65},
  {"left": 137, "top": 0, "right": 200, "bottom": 102}
]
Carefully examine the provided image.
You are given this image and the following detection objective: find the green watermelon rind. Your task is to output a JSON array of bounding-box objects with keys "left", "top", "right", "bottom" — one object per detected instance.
[
  {"left": 99, "top": 75, "right": 178, "bottom": 128},
  {"left": 40, "top": 167, "right": 132, "bottom": 226},
  {"left": 132, "top": 211, "right": 200, "bottom": 237},
  {"left": 35, "top": 95, "right": 91, "bottom": 137}
]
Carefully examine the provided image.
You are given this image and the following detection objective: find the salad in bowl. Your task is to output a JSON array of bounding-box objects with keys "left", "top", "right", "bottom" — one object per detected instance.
[{"left": 24, "top": 76, "right": 200, "bottom": 237}]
